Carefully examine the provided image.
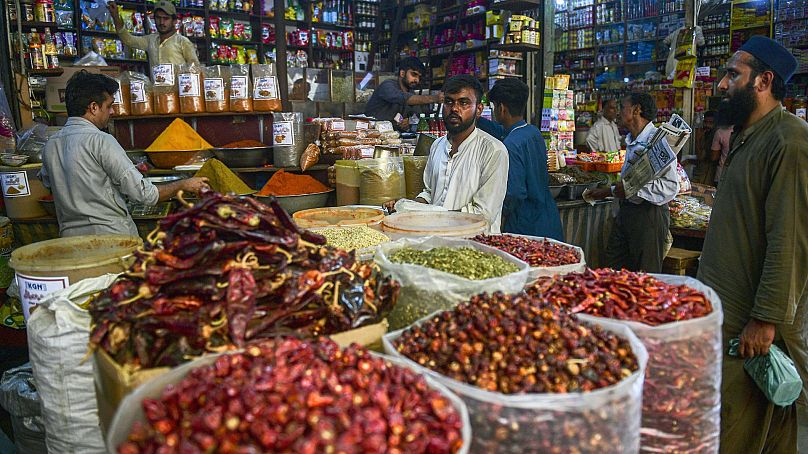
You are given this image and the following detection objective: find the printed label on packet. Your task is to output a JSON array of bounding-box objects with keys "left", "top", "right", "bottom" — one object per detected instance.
[
  {"left": 130, "top": 81, "right": 146, "bottom": 103},
  {"left": 178, "top": 73, "right": 201, "bottom": 97},
  {"left": 253, "top": 76, "right": 278, "bottom": 100},
  {"left": 0, "top": 172, "right": 30, "bottom": 198},
  {"left": 273, "top": 121, "right": 294, "bottom": 146},
  {"left": 152, "top": 64, "right": 175, "bottom": 86},
  {"left": 204, "top": 78, "right": 224, "bottom": 101},
  {"left": 231, "top": 76, "right": 248, "bottom": 99},
  {"left": 112, "top": 80, "right": 123, "bottom": 104}
]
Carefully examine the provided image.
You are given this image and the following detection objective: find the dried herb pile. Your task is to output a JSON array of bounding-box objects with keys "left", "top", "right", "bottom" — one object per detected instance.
[
  {"left": 89, "top": 191, "right": 399, "bottom": 369},
  {"left": 119, "top": 338, "right": 465, "bottom": 453},
  {"left": 388, "top": 247, "right": 519, "bottom": 281}
]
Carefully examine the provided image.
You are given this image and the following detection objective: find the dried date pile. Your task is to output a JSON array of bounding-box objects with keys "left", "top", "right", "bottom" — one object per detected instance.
[
  {"left": 90, "top": 191, "right": 400, "bottom": 369},
  {"left": 529, "top": 268, "right": 712, "bottom": 325},
  {"left": 472, "top": 234, "right": 580, "bottom": 267},
  {"left": 392, "top": 292, "right": 642, "bottom": 453},
  {"left": 119, "top": 338, "right": 465, "bottom": 453},
  {"left": 530, "top": 269, "right": 720, "bottom": 452}
]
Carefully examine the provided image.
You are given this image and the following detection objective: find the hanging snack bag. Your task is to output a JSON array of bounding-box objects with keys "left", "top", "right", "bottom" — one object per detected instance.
[
  {"left": 152, "top": 64, "right": 178, "bottom": 115},
  {"left": 251, "top": 63, "right": 282, "bottom": 112},
  {"left": 178, "top": 63, "right": 205, "bottom": 113},
  {"left": 203, "top": 65, "right": 229, "bottom": 113},
  {"left": 128, "top": 71, "right": 153, "bottom": 116},
  {"left": 229, "top": 64, "right": 252, "bottom": 112}
]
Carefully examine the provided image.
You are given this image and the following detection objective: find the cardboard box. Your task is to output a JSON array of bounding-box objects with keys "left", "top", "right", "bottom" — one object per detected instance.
[
  {"left": 46, "top": 66, "right": 120, "bottom": 112},
  {"left": 94, "top": 319, "right": 389, "bottom": 431}
]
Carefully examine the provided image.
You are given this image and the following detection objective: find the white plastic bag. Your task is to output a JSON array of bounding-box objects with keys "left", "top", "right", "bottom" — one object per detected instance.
[
  {"left": 576, "top": 274, "right": 723, "bottom": 453},
  {"left": 374, "top": 236, "right": 530, "bottom": 330},
  {"left": 393, "top": 198, "right": 448, "bottom": 213},
  {"left": 27, "top": 274, "right": 119, "bottom": 454},
  {"left": 107, "top": 350, "right": 472, "bottom": 454},
  {"left": 503, "top": 234, "right": 587, "bottom": 283},
  {"left": 384, "top": 312, "right": 648, "bottom": 453}
]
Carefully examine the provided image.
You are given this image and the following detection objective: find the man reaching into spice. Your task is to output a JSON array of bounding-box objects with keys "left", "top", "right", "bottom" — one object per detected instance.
[
  {"left": 384, "top": 75, "right": 509, "bottom": 233},
  {"left": 365, "top": 57, "right": 444, "bottom": 131},
  {"left": 477, "top": 78, "right": 563, "bottom": 240},
  {"left": 40, "top": 71, "right": 208, "bottom": 237},
  {"left": 697, "top": 36, "right": 808, "bottom": 453}
]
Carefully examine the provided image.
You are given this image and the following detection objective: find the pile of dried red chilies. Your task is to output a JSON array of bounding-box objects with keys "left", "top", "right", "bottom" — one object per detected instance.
[
  {"left": 528, "top": 268, "right": 712, "bottom": 325},
  {"left": 472, "top": 234, "right": 580, "bottom": 267},
  {"left": 119, "top": 337, "right": 465, "bottom": 453},
  {"left": 90, "top": 191, "right": 399, "bottom": 369}
]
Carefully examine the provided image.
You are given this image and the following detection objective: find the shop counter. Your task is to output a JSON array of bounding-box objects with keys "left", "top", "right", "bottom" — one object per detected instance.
[
  {"left": 10, "top": 216, "right": 162, "bottom": 247},
  {"left": 556, "top": 199, "right": 615, "bottom": 269}
]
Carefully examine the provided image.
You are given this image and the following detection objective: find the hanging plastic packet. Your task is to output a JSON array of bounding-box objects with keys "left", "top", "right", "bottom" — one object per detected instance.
[{"left": 728, "top": 337, "right": 803, "bottom": 407}]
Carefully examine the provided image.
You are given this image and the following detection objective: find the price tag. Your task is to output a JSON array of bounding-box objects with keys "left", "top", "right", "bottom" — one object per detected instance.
[
  {"left": 356, "top": 121, "right": 369, "bottom": 130},
  {"left": 360, "top": 146, "right": 374, "bottom": 158},
  {"left": 330, "top": 120, "right": 345, "bottom": 131}
]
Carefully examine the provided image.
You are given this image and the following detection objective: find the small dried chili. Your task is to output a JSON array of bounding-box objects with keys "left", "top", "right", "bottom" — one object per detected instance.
[{"left": 472, "top": 234, "right": 581, "bottom": 267}]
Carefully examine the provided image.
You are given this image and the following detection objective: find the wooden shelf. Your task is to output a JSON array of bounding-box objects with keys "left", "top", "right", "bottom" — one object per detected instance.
[
  {"left": 145, "top": 164, "right": 330, "bottom": 175},
  {"left": 105, "top": 58, "right": 148, "bottom": 64},
  {"left": 112, "top": 111, "right": 275, "bottom": 120},
  {"left": 12, "top": 21, "right": 61, "bottom": 30},
  {"left": 311, "top": 22, "right": 355, "bottom": 31},
  {"left": 28, "top": 68, "right": 64, "bottom": 77},
  {"left": 489, "top": 0, "right": 542, "bottom": 11},
  {"left": 211, "top": 37, "right": 257, "bottom": 45},
  {"left": 491, "top": 42, "right": 542, "bottom": 52}
]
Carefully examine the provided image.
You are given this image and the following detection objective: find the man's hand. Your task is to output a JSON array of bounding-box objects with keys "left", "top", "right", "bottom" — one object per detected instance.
[
  {"left": 398, "top": 117, "right": 410, "bottom": 131},
  {"left": 107, "top": 1, "right": 124, "bottom": 30},
  {"left": 738, "top": 318, "right": 776, "bottom": 358},
  {"left": 383, "top": 199, "right": 398, "bottom": 213},
  {"left": 181, "top": 177, "right": 209, "bottom": 195},
  {"left": 433, "top": 92, "right": 444, "bottom": 104},
  {"left": 612, "top": 181, "right": 625, "bottom": 199},
  {"left": 327, "top": 165, "right": 336, "bottom": 187},
  {"left": 587, "top": 187, "right": 611, "bottom": 201}
]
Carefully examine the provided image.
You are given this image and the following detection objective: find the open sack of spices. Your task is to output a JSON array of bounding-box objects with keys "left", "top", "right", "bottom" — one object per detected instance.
[
  {"left": 108, "top": 337, "right": 471, "bottom": 453},
  {"left": 383, "top": 292, "right": 648, "bottom": 453},
  {"left": 375, "top": 236, "right": 530, "bottom": 330},
  {"left": 472, "top": 234, "right": 586, "bottom": 282},
  {"left": 528, "top": 269, "right": 722, "bottom": 453},
  {"left": 89, "top": 191, "right": 400, "bottom": 414}
]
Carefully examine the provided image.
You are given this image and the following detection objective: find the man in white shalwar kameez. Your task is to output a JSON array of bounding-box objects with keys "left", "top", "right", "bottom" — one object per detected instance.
[{"left": 386, "top": 75, "right": 509, "bottom": 232}]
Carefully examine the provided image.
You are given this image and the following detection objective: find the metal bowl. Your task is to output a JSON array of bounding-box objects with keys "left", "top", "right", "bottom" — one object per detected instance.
[
  {"left": 145, "top": 175, "right": 184, "bottom": 184},
  {"left": 145, "top": 150, "right": 212, "bottom": 169},
  {"left": 566, "top": 182, "right": 602, "bottom": 200},
  {"left": 0, "top": 154, "right": 29, "bottom": 167},
  {"left": 549, "top": 185, "right": 565, "bottom": 198},
  {"left": 211, "top": 147, "right": 271, "bottom": 168},
  {"left": 253, "top": 189, "right": 334, "bottom": 215}
]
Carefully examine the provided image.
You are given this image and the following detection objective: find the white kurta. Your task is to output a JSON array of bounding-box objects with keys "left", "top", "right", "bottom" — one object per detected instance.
[
  {"left": 416, "top": 127, "right": 509, "bottom": 233},
  {"left": 586, "top": 116, "right": 622, "bottom": 153}
]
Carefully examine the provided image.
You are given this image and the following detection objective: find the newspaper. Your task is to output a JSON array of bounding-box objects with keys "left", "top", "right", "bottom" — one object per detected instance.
[{"left": 623, "top": 114, "right": 691, "bottom": 199}]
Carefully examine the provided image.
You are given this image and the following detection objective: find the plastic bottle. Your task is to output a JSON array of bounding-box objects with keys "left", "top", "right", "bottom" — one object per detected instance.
[
  {"left": 417, "top": 113, "right": 428, "bottom": 133},
  {"left": 43, "top": 27, "right": 59, "bottom": 68},
  {"left": 29, "top": 29, "right": 46, "bottom": 70}
]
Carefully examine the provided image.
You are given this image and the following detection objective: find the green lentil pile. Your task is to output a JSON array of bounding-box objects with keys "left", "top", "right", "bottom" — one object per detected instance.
[
  {"left": 388, "top": 247, "right": 519, "bottom": 280},
  {"left": 316, "top": 226, "right": 390, "bottom": 251}
]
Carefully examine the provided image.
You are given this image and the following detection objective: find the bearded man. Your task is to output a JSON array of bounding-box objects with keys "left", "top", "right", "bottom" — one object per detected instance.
[
  {"left": 365, "top": 57, "right": 443, "bottom": 131},
  {"left": 384, "top": 74, "right": 509, "bottom": 232},
  {"left": 697, "top": 36, "right": 808, "bottom": 453}
]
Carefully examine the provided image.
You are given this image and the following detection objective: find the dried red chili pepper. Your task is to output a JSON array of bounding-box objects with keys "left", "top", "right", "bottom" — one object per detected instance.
[
  {"left": 118, "top": 338, "right": 465, "bottom": 453},
  {"left": 89, "top": 191, "right": 400, "bottom": 369},
  {"left": 472, "top": 234, "right": 580, "bottom": 267}
]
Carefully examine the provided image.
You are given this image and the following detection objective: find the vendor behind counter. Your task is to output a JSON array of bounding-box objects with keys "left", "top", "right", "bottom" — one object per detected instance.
[{"left": 365, "top": 57, "right": 443, "bottom": 131}]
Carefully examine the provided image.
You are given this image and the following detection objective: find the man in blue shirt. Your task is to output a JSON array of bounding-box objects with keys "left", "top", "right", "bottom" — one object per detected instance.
[
  {"left": 478, "top": 78, "right": 563, "bottom": 240},
  {"left": 365, "top": 57, "right": 443, "bottom": 131}
]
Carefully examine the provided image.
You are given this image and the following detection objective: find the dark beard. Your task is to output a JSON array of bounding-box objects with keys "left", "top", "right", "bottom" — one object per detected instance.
[
  {"left": 444, "top": 115, "right": 475, "bottom": 135},
  {"left": 722, "top": 80, "right": 758, "bottom": 130}
]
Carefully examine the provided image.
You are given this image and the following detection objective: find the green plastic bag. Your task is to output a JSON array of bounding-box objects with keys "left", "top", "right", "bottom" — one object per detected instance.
[{"left": 728, "top": 337, "right": 803, "bottom": 407}]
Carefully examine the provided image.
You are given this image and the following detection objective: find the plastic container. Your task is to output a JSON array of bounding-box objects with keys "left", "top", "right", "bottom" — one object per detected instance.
[
  {"left": 382, "top": 211, "right": 488, "bottom": 238},
  {"left": 384, "top": 314, "right": 648, "bottom": 454},
  {"left": 0, "top": 164, "right": 49, "bottom": 219},
  {"left": 106, "top": 350, "right": 472, "bottom": 454},
  {"left": 334, "top": 159, "right": 360, "bottom": 206},
  {"left": 375, "top": 236, "right": 530, "bottom": 330},
  {"left": 595, "top": 161, "right": 623, "bottom": 173},
  {"left": 292, "top": 206, "right": 384, "bottom": 229},
  {"left": 577, "top": 275, "right": 723, "bottom": 453},
  {"left": 9, "top": 235, "right": 141, "bottom": 320}
]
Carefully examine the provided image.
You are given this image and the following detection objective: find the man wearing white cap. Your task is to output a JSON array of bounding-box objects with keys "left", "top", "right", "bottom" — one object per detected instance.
[
  {"left": 698, "top": 36, "right": 808, "bottom": 452},
  {"left": 107, "top": 0, "right": 200, "bottom": 66}
]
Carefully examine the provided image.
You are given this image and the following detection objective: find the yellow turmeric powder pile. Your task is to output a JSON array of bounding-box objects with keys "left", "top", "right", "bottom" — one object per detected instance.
[
  {"left": 145, "top": 118, "right": 213, "bottom": 151},
  {"left": 194, "top": 159, "right": 253, "bottom": 195}
]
